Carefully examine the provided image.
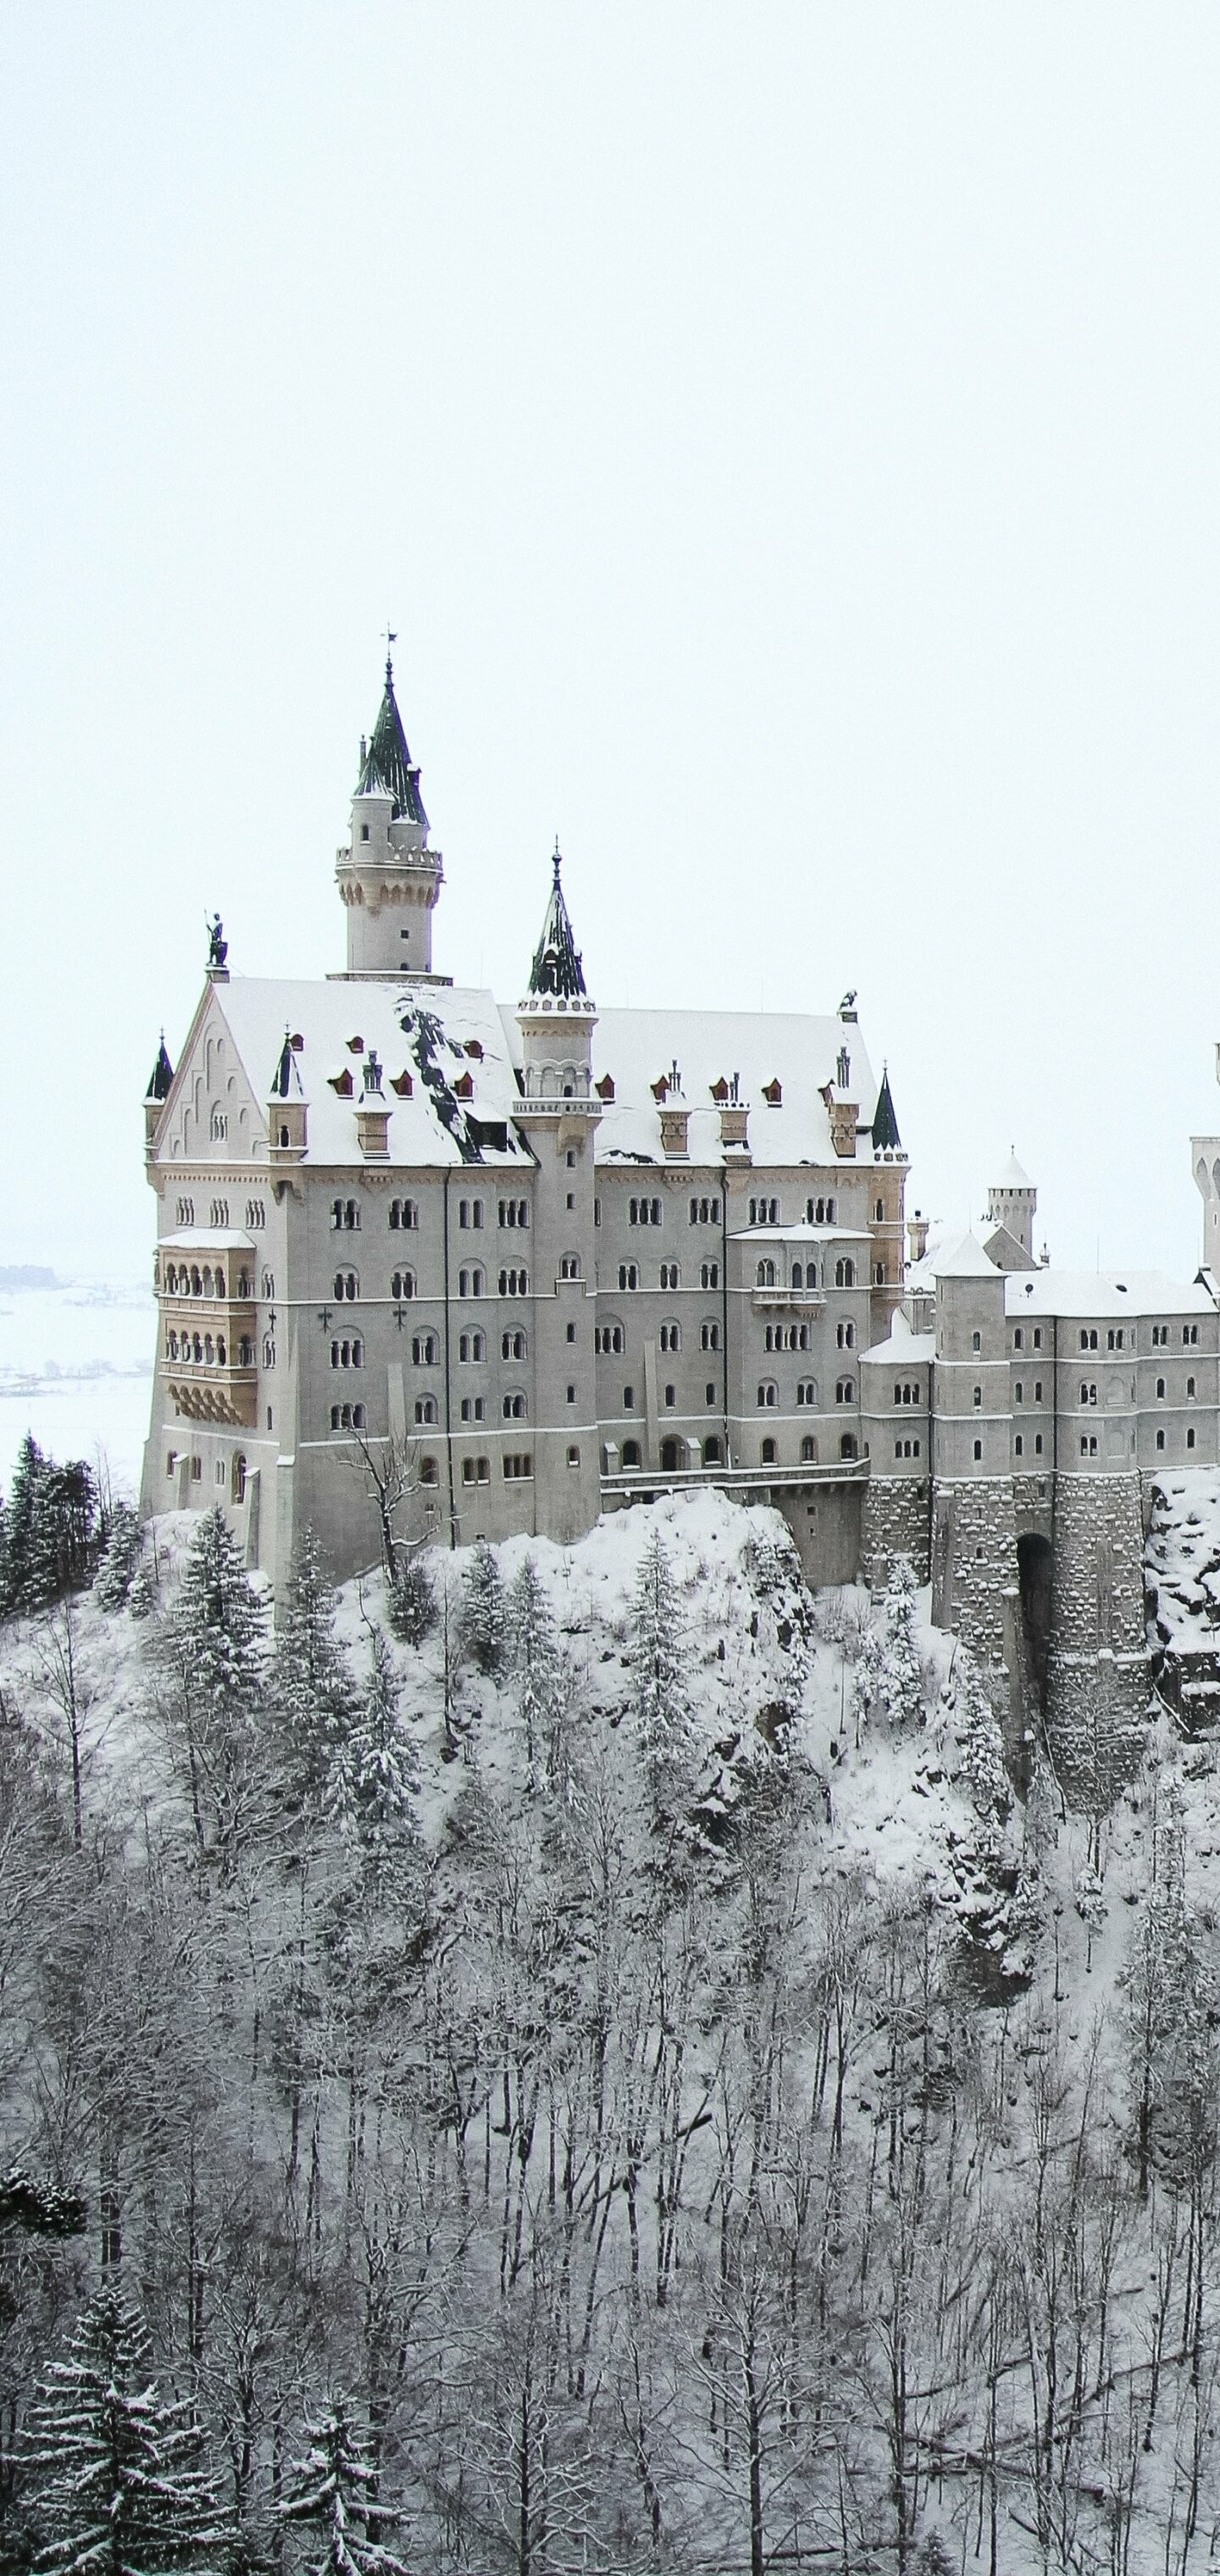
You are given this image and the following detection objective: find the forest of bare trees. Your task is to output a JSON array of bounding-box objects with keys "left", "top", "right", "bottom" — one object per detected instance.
[{"left": 0, "top": 1480, "right": 1217, "bottom": 2574}]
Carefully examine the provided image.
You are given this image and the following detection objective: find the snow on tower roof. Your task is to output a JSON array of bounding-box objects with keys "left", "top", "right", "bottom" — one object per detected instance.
[
  {"left": 934, "top": 1230, "right": 1000, "bottom": 1279},
  {"left": 862, "top": 1307, "right": 936, "bottom": 1363},
  {"left": 994, "top": 1152, "right": 1033, "bottom": 1190}
]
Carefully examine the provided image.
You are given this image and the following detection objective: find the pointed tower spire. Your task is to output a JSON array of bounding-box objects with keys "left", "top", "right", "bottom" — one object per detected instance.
[
  {"left": 146, "top": 1033, "right": 174, "bottom": 1102},
  {"left": 355, "top": 649, "right": 429, "bottom": 832},
  {"left": 528, "top": 841, "right": 587, "bottom": 999},
  {"left": 871, "top": 1065, "right": 901, "bottom": 1152}
]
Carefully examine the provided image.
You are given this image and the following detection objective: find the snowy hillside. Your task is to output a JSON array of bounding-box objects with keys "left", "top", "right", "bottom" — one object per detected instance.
[{"left": 3, "top": 1481, "right": 1220, "bottom": 2571}]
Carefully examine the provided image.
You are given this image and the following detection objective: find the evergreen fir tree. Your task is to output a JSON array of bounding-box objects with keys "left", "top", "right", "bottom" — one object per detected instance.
[
  {"left": 23, "top": 2281, "right": 230, "bottom": 2576},
  {"left": 874, "top": 1555, "right": 924, "bottom": 1729},
  {"left": 1121, "top": 1782, "right": 1219, "bottom": 2195},
  {"left": 629, "top": 1529, "right": 697, "bottom": 1822},
  {"left": 955, "top": 1663, "right": 1010, "bottom": 1830},
  {"left": 1, "top": 1437, "right": 97, "bottom": 1618},
  {"left": 279, "top": 2400, "right": 408, "bottom": 2576},
  {"left": 326, "top": 1630, "right": 420, "bottom": 1890},
  {"left": 161, "top": 1507, "right": 267, "bottom": 1868},
  {"left": 460, "top": 1539, "right": 505, "bottom": 1677},
  {"left": 269, "top": 1531, "right": 355, "bottom": 1807},
  {"left": 507, "top": 1557, "right": 564, "bottom": 1789},
  {"left": 387, "top": 1549, "right": 435, "bottom": 1647},
  {"left": 94, "top": 1505, "right": 144, "bottom": 1613}
]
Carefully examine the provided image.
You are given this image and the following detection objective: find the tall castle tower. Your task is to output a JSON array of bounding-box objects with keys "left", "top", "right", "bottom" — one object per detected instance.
[
  {"left": 335, "top": 656, "right": 443, "bottom": 977},
  {"left": 984, "top": 1153, "right": 1037, "bottom": 1269},
  {"left": 513, "top": 847, "right": 602, "bottom": 1542}
]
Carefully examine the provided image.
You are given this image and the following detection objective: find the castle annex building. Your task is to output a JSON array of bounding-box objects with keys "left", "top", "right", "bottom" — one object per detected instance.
[{"left": 140, "top": 660, "right": 909, "bottom": 1583}]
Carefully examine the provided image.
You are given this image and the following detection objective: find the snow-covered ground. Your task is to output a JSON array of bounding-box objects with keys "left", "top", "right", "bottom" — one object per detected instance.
[{"left": 0, "top": 1276, "right": 152, "bottom": 1496}]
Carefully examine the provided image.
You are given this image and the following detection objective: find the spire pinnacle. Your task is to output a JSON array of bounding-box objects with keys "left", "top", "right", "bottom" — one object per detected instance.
[
  {"left": 528, "top": 843, "right": 587, "bottom": 999},
  {"left": 356, "top": 644, "right": 427, "bottom": 832}
]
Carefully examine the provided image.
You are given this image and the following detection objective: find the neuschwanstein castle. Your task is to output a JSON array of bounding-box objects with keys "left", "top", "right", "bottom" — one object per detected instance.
[{"left": 140, "top": 656, "right": 1220, "bottom": 1780}]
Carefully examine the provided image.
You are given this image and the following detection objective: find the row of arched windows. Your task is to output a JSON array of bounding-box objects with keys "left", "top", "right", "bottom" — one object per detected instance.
[{"left": 163, "top": 1262, "right": 254, "bottom": 1301}]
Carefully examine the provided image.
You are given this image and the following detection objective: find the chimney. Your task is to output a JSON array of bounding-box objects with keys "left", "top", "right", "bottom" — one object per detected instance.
[{"left": 907, "top": 1208, "right": 929, "bottom": 1263}]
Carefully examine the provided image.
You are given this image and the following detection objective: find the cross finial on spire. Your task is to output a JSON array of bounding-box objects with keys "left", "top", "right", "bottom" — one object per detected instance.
[
  {"left": 552, "top": 835, "right": 563, "bottom": 879},
  {"left": 383, "top": 624, "right": 397, "bottom": 684}
]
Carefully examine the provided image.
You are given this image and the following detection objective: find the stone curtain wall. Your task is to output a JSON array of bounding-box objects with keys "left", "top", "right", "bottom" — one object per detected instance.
[
  {"left": 1046, "top": 1472, "right": 1148, "bottom": 1807},
  {"left": 861, "top": 1476, "right": 930, "bottom": 1586}
]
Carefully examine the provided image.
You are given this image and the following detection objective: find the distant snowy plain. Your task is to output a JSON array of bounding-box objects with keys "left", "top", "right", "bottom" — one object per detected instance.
[{"left": 0, "top": 1276, "right": 152, "bottom": 1493}]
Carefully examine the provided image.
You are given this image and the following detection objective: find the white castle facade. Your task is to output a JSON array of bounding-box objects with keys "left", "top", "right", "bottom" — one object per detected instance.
[{"left": 140, "top": 658, "right": 1220, "bottom": 1787}]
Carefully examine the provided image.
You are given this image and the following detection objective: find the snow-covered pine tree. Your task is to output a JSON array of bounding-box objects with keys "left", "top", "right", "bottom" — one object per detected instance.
[
  {"left": 955, "top": 1662, "right": 1010, "bottom": 1834},
  {"left": 93, "top": 1503, "right": 143, "bottom": 1613},
  {"left": 630, "top": 1528, "right": 698, "bottom": 1825},
  {"left": 460, "top": 1539, "right": 505, "bottom": 1677},
  {"left": 874, "top": 1554, "right": 924, "bottom": 1729},
  {"left": 160, "top": 1506, "right": 268, "bottom": 1868},
  {"left": 1121, "top": 1781, "right": 1219, "bottom": 2196},
  {"left": 326, "top": 1629, "right": 420, "bottom": 1892},
  {"left": 23, "top": 2281, "right": 230, "bottom": 2576},
  {"left": 1, "top": 1437, "right": 97, "bottom": 1617},
  {"left": 387, "top": 1548, "right": 435, "bottom": 1647},
  {"left": 279, "top": 2400, "right": 408, "bottom": 2576},
  {"left": 507, "top": 1557, "right": 564, "bottom": 1790},
  {"left": 269, "top": 1531, "right": 356, "bottom": 1808}
]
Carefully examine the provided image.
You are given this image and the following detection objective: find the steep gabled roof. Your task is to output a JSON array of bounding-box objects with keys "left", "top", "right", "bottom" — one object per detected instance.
[
  {"left": 269, "top": 1032, "right": 306, "bottom": 1101},
  {"left": 870, "top": 1066, "right": 901, "bottom": 1151},
  {"left": 528, "top": 845, "right": 587, "bottom": 999},
  {"left": 356, "top": 655, "right": 429, "bottom": 831},
  {"left": 934, "top": 1230, "right": 1000, "bottom": 1279}
]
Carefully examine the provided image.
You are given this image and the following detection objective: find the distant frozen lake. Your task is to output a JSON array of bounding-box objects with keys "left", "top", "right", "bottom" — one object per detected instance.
[{"left": 0, "top": 1277, "right": 154, "bottom": 1499}]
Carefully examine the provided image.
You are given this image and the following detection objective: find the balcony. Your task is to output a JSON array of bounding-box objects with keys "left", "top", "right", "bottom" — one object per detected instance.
[
  {"left": 161, "top": 1294, "right": 258, "bottom": 1428},
  {"left": 750, "top": 1284, "right": 826, "bottom": 1315}
]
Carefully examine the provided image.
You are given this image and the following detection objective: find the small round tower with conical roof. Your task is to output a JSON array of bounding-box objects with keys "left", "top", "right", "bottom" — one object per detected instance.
[{"left": 336, "top": 653, "right": 443, "bottom": 975}]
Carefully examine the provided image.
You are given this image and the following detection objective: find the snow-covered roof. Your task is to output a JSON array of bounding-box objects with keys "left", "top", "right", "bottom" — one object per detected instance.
[
  {"left": 586, "top": 1008, "right": 886, "bottom": 1169},
  {"left": 993, "top": 1152, "right": 1033, "bottom": 1190},
  {"left": 1003, "top": 1269, "right": 1217, "bottom": 1320},
  {"left": 934, "top": 1230, "right": 1000, "bottom": 1280},
  {"left": 162, "top": 1230, "right": 255, "bottom": 1251},
  {"left": 211, "top": 979, "right": 533, "bottom": 1170},
  {"left": 862, "top": 1309, "right": 935, "bottom": 1364}
]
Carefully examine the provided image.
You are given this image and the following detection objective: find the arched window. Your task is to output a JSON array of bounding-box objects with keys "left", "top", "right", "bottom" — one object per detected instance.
[
  {"left": 333, "top": 1270, "right": 358, "bottom": 1302},
  {"left": 973, "top": 1438, "right": 982, "bottom": 1460},
  {"left": 1156, "top": 1376, "right": 1166, "bottom": 1400},
  {"left": 660, "top": 1437, "right": 680, "bottom": 1472},
  {"left": 1156, "top": 1427, "right": 1166, "bottom": 1451},
  {"left": 1188, "top": 1426, "right": 1197, "bottom": 1449},
  {"left": 390, "top": 1198, "right": 419, "bottom": 1230},
  {"left": 414, "top": 1395, "right": 438, "bottom": 1425},
  {"left": 411, "top": 1332, "right": 439, "bottom": 1367},
  {"left": 835, "top": 1377, "right": 855, "bottom": 1404},
  {"left": 875, "top": 1197, "right": 884, "bottom": 1223},
  {"left": 559, "top": 1253, "right": 580, "bottom": 1280},
  {"left": 622, "top": 1439, "right": 641, "bottom": 1468},
  {"left": 660, "top": 1320, "right": 680, "bottom": 1353},
  {"left": 459, "top": 1330, "right": 486, "bottom": 1362},
  {"left": 801, "top": 1434, "right": 817, "bottom": 1463},
  {"left": 391, "top": 1269, "right": 415, "bottom": 1301},
  {"left": 595, "top": 1323, "right": 624, "bottom": 1354},
  {"left": 971, "top": 1330, "right": 981, "bottom": 1355},
  {"left": 458, "top": 1267, "right": 485, "bottom": 1297},
  {"left": 757, "top": 1380, "right": 778, "bottom": 1408},
  {"left": 791, "top": 1263, "right": 802, "bottom": 1289},
  {"left": 701, "top": 1261, "right": 720, "bottom": 1290},
  {"left": 840, "top": 1433, "right": 857, "bottom": 1460},
  {"left": 204, "top": 1334, "right": 215, "bottom": 1364},
  {"left": 761, "top": 1437, "right": 777, "bottom": 1465},
  {"left": 261, "top": 1268, "right": 275, "bottom": 1300},
  {"left": 835, "top": 1257, "right": 855, "bottom": 1288},
  {"left": 419, "top": 1456, "right": 439, "bottom": 1485},
  {"left": 756, "top": 1259, "right": 776, "bottom": 1287},
  {"left": 659, "top": 1262, "right": 680, "bottom": 1290},
  {"left": 502, "top": 1327, "right": 527, "bottom": 1359},
  {"left": 837, "top": 1321, "right": 855, "bottom": 1349},
  {"left": 796, "top": 1379, "right": 817, "bottom": 1407},
  {"left": 502, "top": 1391, "right": 527, "bottom": 1419},
  {"left": 701, "top": 1319, "right": 720, "bottom": 1351},
  {"left": 618, "top": 1263, "right": 640, "bottom": 1291},
  {"left": 973, "top": 1385, "right": 982, "bottom": 1408},
  {"left": 703, "top": 1436, "right": 722, "bottom": 1465}
]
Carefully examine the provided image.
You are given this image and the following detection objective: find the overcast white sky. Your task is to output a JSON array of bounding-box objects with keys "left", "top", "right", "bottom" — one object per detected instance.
[{"left": 3, "top": 4, "right": 1219, "bottom": 1280}]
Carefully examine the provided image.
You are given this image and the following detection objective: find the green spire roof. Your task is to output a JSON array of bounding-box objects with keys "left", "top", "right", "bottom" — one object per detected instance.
[
  {"left": 146, "top": 1034, "right": 173, "bottom": 1101},
  {"left": 356, "top": 653, "right": 429, "bottom": 831},
  {"left": 528, "top": 843, "right": 586, "bottom": 998},
  {"left": 871, "top": 1067, "right": 901, "bottom": 1151}
]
